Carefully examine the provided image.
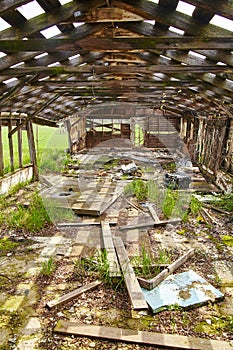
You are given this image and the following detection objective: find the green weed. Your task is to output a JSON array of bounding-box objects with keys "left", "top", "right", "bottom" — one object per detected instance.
[
  {"left": 189, "top": 196, "right": 202, "bottom": 216},
  {"left": 124, "top": 179, "right": 148, "bottom": 201},
  {"left": 0, "top": 237, "right": 19, "bottom": 252},
  {"left": 213, "top": 194, "right": 233, "bottom": 212},
  {"left": 162, "top": 188, "right": 176, "bottom": 218},
  {"left": 6, "top": 192, "right": 51, "bottom": 232},
  {"left": 41, "top": 257, "right": 56, "bottom": 276}
]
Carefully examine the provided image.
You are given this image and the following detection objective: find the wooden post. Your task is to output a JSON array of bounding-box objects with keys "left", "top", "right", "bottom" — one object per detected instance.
[
  {"left": 66, "top": 119, "right": 72, "bottom": 153},
  {"left": 0, "top": 119, "right": 4, "bottom": 176},
  {"left": 26, "top": 120, "right": 39, "bottom": 180},
  {"left": 8, "top": 120, "right": 14, "bottom": 172},
  {"left": 17, "top": 120, "right": 23, "bottom": 168}
]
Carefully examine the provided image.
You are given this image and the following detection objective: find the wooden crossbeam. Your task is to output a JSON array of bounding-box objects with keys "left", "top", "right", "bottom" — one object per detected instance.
[
  {"left": 2, "top": 64, "right": 233, "bottom": 76},
  {"left": 0, "top": 37, "right": 233, "bottom": 53}
]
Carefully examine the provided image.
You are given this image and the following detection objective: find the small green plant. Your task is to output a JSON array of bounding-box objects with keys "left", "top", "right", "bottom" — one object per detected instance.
[
  {"left": 189, "top": 196, "right": 202, "bottom": 216},
  {"left": 212, "top": 194, "right": 233, "bottom": 212},
  {"left": 41, "top": 257, "right": 56, "bottom": 276},
  {"left": 162, "top": 188, "right": 176, "bottom": 218},
  {"left": 124, "top": 179, "right": 148, "bottom": 201},
  {"left": 0, "top": 237, "right": 19, "bottom": 253},
  {"left": 156, "top": 249, "right": 172, "bottom": 264}
]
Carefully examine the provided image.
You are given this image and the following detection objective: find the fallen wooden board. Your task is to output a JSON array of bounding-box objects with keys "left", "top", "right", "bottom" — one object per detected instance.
[
  {"left": 46, "top": 280, "right": 102, "bottom": 310},
  {"left": 119, "top": 218, "right": 181, "bottom": 231},
  {"left": 101, "top": 221, "right": 121, "bottom": 277},
  {"left": 147, "top": 204, "right": 160, "bottom": 223},
  {"left": 54, "top": 321, "right": 233, "bottom": 350},
  {"left": 57, "top": 221, "right": 117, "bottom": 227},
  {"left": 99, "top": 187, "right": 124, "bottom": 215},
  {"left": 114, "top": 237, "right": 148, "bottom": 310},
  {"left": 138, "top": 248, "right": 195, "bottom": 290}
]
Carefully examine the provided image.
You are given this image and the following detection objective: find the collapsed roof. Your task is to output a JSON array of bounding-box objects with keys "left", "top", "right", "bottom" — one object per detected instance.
[{"left": 0, "top": 0, "right": 233, "bottom": 127}]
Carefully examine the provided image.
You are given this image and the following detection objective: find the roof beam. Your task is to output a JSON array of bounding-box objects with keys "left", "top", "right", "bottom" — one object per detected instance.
[
  {"left": 2, "top": 64, "right": 233, "bottom": 76},
  {"left": 0, "top": 36, "right": 233, "bottom": 52}
]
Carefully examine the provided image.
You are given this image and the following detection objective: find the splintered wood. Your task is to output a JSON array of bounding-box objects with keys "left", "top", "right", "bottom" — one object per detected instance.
[
  {"left": 138, "top": 249, "right": 195, "bottom": 290},
  {"left": 114, "top": 237, "right": 148, "bottom": 310},
  {"left": 54, "top": 321, "right": 233, "bottom": 350}
]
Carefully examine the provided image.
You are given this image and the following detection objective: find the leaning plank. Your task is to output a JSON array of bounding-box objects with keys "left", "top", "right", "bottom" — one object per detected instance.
[
  {"left": 99, "top": 187, "right": 124, "bottom": 215},
  {"left": 138, "top": 249, "right": 195, "bottom": 290},
  {"left": 101, "top": 221, "right": 121, "bottom": 277},
  {"left": 120, "top": 218, "right": 181, "bottom": 231},
  {"left": 46, "top": 280, "right": 101, "bottom": 310},
  {"left": 147, "top": 204, "right": 160, "bottom": 223},
  {"left": 114, "top": 237, "right": 148, "bottom": 310},
  {"left": 54, "top": 321, "right": 233, "bottom": 350},
  {"left": 57, "top": 221, "right": 117, "bottom": 227}
]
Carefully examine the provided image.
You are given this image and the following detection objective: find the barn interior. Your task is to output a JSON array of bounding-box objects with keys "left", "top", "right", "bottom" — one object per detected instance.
[{"left": 0, "top": 1, "right": 233, "bottom": 349}]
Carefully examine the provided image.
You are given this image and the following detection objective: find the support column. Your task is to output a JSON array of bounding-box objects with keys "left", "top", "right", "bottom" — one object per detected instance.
[
  {"left": 8, "top": 120, "right": 14, "bottom": 172},
  {"left": 27, "top": 120, "right": 39, "bottom": 180},
  {"left": 0, "top": 119, "right": 4, "bottom": 176},
  {"left": 17, "top": 120, "right": 23, "bottom": 168}
]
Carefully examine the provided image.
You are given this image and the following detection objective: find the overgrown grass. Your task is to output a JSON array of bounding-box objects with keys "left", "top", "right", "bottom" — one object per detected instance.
[
  {"left": 4, "top": 192, "right": 51, "bottom": 232},
  {"left": 124, "top": 179, "right": 160, "bottom": 202},
  {"left": 213, "top": 194, "right": 233, "bottom": 212},
  {"left": 41, "top": 257, "right": 56, "bottom": 276}
]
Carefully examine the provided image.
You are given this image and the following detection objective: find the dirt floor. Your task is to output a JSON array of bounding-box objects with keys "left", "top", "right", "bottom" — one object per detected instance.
[{"left": 0, "top": 147, "right": 233, "bottom": 350}]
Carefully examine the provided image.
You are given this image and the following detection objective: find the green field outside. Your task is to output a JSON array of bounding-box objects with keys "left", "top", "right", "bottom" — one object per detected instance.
[{"left": 1, "top": 125, "right": 68, "bottom": 174}]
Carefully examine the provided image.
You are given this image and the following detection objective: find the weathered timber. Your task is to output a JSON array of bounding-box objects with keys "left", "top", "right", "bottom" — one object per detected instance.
[
  {"left": 26, "top": 120, "right": 38, "bottom": 181},
  {"left": 114, "top": 237, "right": 148, "bottom": 310},
  {"left": 119, "top": 218, "right": 181, "bottom": 231},
  {"left": 57, "top": 221, "right": 117, "bottom": 227},
  {"left": 101, "top": 221, "right": 121, "bottom": 277},
  {"left": 9, "top": 93, "right": 60, "bottom": 137},
  {"left": 99, "top": 187, "right": 124, "bottom": 215},
  {"left": 8, "top": 120, "right": 14, "bottom": 172},
  {"left": 147, "top": 204, "right": 160, "bottom": 223},
  {"left": 0, "top": 37, "right": 233, "bottom": 52},
  {"left": 3, "top": 64, "right": 232, "bottom": 76},
  {"left": 84, "top": 7, "right": 144, "bottom": 22},
  {"left": 138, "top": 248, "right": 195, "bottom": 290},
  {"left": 17, "top": 120, "right": 23, "bottom": 168},
  {"left": 54, "top": 321, "right": 233, "bottom": 349},
  {"left": 46, "top": 280, "right": 102, "bottom": 309},
  {"left": 0, "top": 120, "right": 4, "bottom": 175}
]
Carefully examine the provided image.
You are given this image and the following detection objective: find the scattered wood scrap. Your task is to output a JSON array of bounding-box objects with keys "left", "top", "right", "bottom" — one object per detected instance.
[
  {"left": 119, "top": 218, "right": 181, "bottom": 231},
  {"left": 147, "top": 203, "right": 160, "bottom": 223},
  {"left": 54, "top": 321, "right": 233, "bottom": 350},
  {"left": 46, "top": 280, "right": 102, "bottom": 310},
  {"left": 114, "top": 236, "right": 148, "bottom": 310},
  {"left": 101, "top": 221, "right": 121, "bottom": 277},
  {"left": 138, "top": 249, "right": 195, "bottom": 290},
  {"left": 57, "top": 221, "right": 117, "bottom": 227}
]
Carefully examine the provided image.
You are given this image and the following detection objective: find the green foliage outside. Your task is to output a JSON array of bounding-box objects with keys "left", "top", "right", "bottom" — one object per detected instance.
[{"left": 2, "top": 125, "right": 68, "bottom": 175}]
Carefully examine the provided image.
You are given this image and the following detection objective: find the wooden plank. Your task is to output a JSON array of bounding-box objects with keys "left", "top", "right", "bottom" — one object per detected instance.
[
  {"left": 0, "top": 120, "right": 4, "bottom": 176},
  {"left": 8, "top": 120, "right": 14, "bottom": 172},
  {"left": 46, "top": 280, "right": 102, "bottom": 310},
  {"left": 119, "top": 218, "right": 181, "bottom": 231},
  {"left": 147, "top": 204, "right": 160, "bottom": 223},
  {"left": 57, "top": 221, "right": 117, "bottom": 227},
  {"left": 54, "top": 321, "right": 233, "bottom": 350},
  {"left": 138, "top": 249, "right": 195, "bottom": 290},
  {"left": 17, "top": 120, "right": 23, "bottom": 168},
  {"left": 101, "top": 221, "right": 121, "bottom": 277},
  {"left": 114, "top": 237, "right": 148, "bottom": 310},
  {"left": 99, "top": 187, "right": 124, "bottom": 215},
  {"left": 1, "top": 37, "right": 233, "bottom": 52},
  {"left": 26, "top": 120, "right": 39, "bottom": 181},
  {"left": 3, "top": 64, "right": 233, "bottom": 76}
]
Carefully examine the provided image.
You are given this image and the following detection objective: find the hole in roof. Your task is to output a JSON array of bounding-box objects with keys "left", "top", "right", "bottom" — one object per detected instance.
[
  {"left": 34, "top": 52, "right": 48, "bottom": 59},
  {"left": 17, "top": 1, "right": 45, "bottom": 19},
  {"left": 40, "top": 26, "right": 61, "bottom": 38},
  {"left": 160, "top": 55, "right": 171, "bottom": 61},
  {"left": 0, "top": 18, "right": 11, "bottom": 30},
  {"left": 169, "top": 26, "right": 185, "bottom": 35},
  {"left": 59, "top": 0, "right": 72, "bottom": 4},
  {"left": 38, "top": 76, "right": 50, "bottom": 81},
  {"left": 188, "top": 51, "right": 206, "bottom": 60},
  {"left": 73, "top": 22, "right": 85, "bottom": 27},
  {"left": 3, "top": 78, "right": 18, "bottom": 84},
  {"left": 68, "top": 54, "right": 80, "bottom": 61},
  {"left": 176, "top": 1, "right": 195, "bottom": 16},
  {"left": 144, "top": 20, "right": 155, "bottom": 25},
  {"left": 0, "top": 52, "right": 6, "bottom": 58},
  {"left": 10, "top": 62, "right": 24, "bottom": 68},
  {"left": 217, "top": 62, "right": 227, "bottom": 66},
  {"left": 48, "top": 62, "right": 60, "bottom": 67},
  {"left": 210, "top": 15, "right": 233, "bottom": 31}
]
